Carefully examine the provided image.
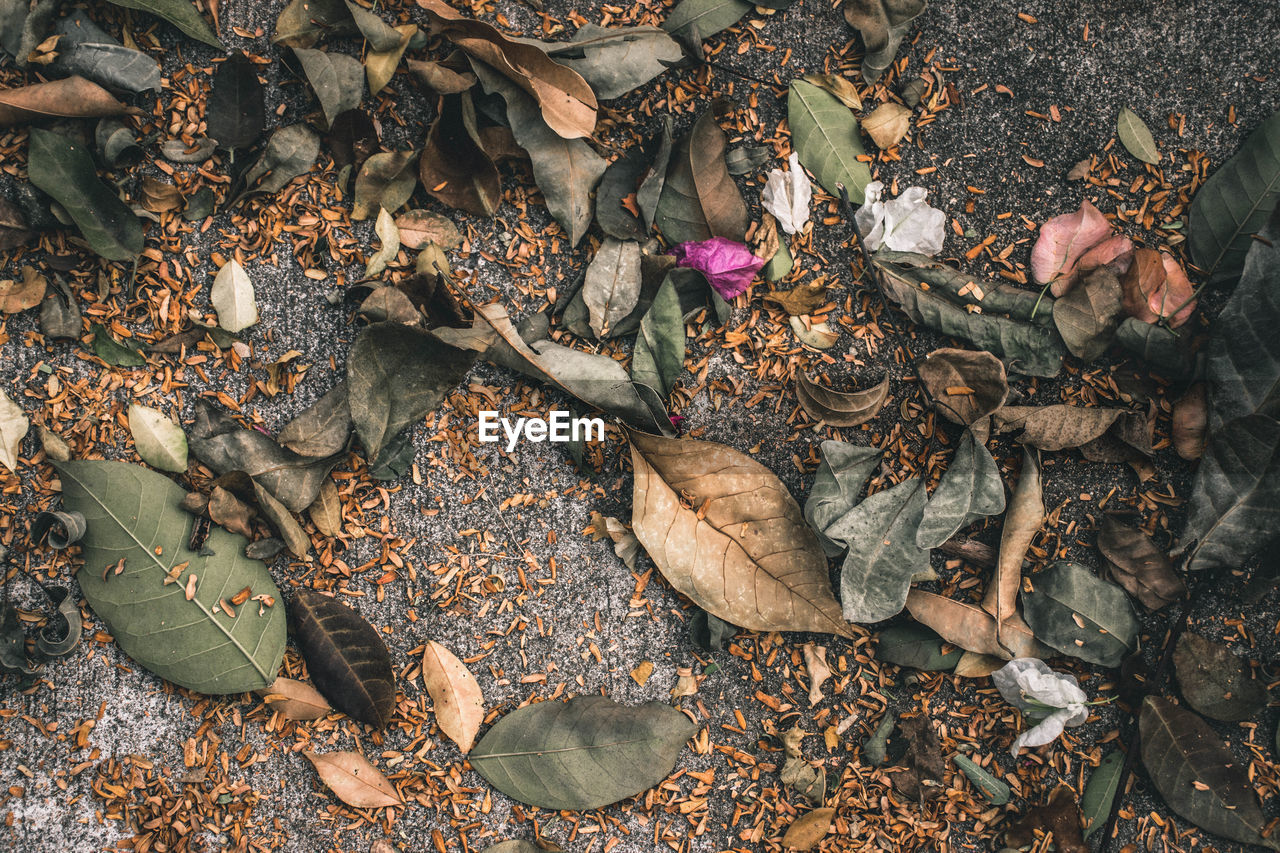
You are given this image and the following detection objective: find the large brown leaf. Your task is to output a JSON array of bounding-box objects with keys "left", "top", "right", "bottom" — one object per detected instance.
[
  {"left": 1096, "top": 515, "right": 1184, "bottom": 610},
  {"left": 916, "top": 348, "right": 1008, "bottom": 427},
  {"left": 292, "top": 590, "right": 395, "bottom": 728},
  {"left": 0, "top": 76, "right": 134, "bottom": 127},
  {"left": 905, "top": 590, "right": 1046, "bottom": 660},
  {"left": 417, "top": 0, "right": 596, "bottom": 139},
  {"left": 420, "top": 640, "right": 484, "bottom": 752},
  {"left": 983, "top": 447, "right": 1042, "bottom": 655},
  {"left": 655, "top": 102, "right": 749, "bottom": 245},
  {"left": 304, "top": 751, "right": 401, "bottom": 808},
  {"left": 628, "top": 430, "right": 854, "bottom": 637},
  {"left": 420, "top": 91, "right": 502, "bottom": 217}
]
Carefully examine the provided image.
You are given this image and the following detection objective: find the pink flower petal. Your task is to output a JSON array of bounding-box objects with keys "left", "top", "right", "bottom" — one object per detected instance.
[
  {"left": 1149, "top": 251, "right": 1197, "bottom": 328},
  {"left": 1052, "top": 233, "right": 1135, "bottom": 296},
  {"left": 1031, "top": 199, "right": 1112, "bottom": 286},
  {"left": 671, "top": 237, "right": 764, "bottom": 300}
]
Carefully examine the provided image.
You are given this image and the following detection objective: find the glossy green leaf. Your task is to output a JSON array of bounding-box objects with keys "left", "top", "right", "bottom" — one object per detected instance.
[
  {"left": 951, "top": 754, "right": 1010, "bottom": 805},
  {"left": 1081, "top": 749, "right": 1124, "bottom": 839},
  {"left": 1188, "top": 108, "right": 1280, "bottom": 284},
  {"left": 1140, "top": 697, "right": 1280, "bottom": 849},
  {"left": 1021, "top": 561, "right": 1138, "bottom": 667},
  {"left": 875, "top": 623, "right": 960, "bottom": 671},
  {"left": 632, "top": 276, "right": 685, "bottom": 398},
  {"left": 788, "top": 80, "right": 872, "bottom": 203},
  {"left": 1117, "top": 107, "right": 1160, "bottom": 164},
  {"left": 127, "top": 403, "right": 188, "bottom": 473},
  {"left": 56, "top": 460, "right": 286, "bottom": 693},
  {"left": 27, "top": 128, "right": 142, "bottom": 262},
  {"left": 470, "top": 696, "right": 695, "bottom": 810},
  {"left": 916, "top": 428, "right": 1005, "bottom": 549},
  {"left": 347, "top": 322, "right": 478, "bottom": 462},
  {"left": 107, "top": 0, "right": 222, "bottom": 49}
]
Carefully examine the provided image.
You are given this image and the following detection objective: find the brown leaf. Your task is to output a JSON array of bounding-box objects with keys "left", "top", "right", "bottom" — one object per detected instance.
[
  {"left": 139, "top": 177, "right": 182, "bottom": 213},
  {"left": 781, "top": 808, "right": 835, "bottom": 851},
  {"left": 801, "top": 643, "right": 832, "bottom": 705},
  {"left": 1051, "top": 233, "right": 1133, "bottom": 297},
  {"left": 255, "top": 676, "right": 332, "bottom": 721},
  {"left": 292, "top": 590, "right": 396, "bottom": 728},
  {"left": 407, "top": 57, "right": 477, "bottom": 94},
  {"left": 0, "top": 76, "right": 134, "bottom": 127},
  {"left": 763, "top": 280, "right": 828, "bottom": 316},
  {"left": 1097, "top": 515, "right": 1184, "bottom": 610},
  {"left": 419, "top": 92, "right": 501, "bottom": 217},
  {"left": 951, "top": 650, "right": 1005, "bottom": 678},
  {"left": 984, "top": 447, "right": 1042, "bottom": 655},
  {"left": 862, "top": 102, "right": 912, "bottom": 149},
  {"left": 917, "top": 348, "right": 1008, "bottom": 426},
  {"left": 1149, "top": 251, "right": 1197, "bottom": 328},
  {"left": 0, "top": 266, "right": 47, "bottom": 314},
  {"left": 417, "top": 0, "right": 596, "bottom": 139},
  {"left": 905, "top": 589, "right": 1047, "bottom": 660},
  {"left": 800, "top": 73, "right": 862, "bottom": 109},
  {"left": 628, "top": 430, "right": 854, "bottom": 637},
  {"left": 1172, "top": 382, "right": 1207, "bottom": 460},
  {"left": 308, "top": 479, "right": 344, "bottom": 538},
  {"left": 1006, "top": 786, "right": 1087, "bottom": 853},
  {"left": 795, "top": 372, "right": 889, "bottom": 426},
  {"left": 1052, "top": 268, "right": 1124, "bottom": 362},
  {"left": 656, "top": 101, "right": 749, "bottom": 244},
  {"left": 395, "top": 209, "right": 462, "bottom": 251},
  {"left": 993, "top": 404, "right": 1145, "bottom": 453},
  {"left": 420, "top": 640, "right": 484, "bottom": 753},
  {"left": 751, "top": 213, "right": 781, "bottom": 262},
  {"left": 888, "top": 716, "right": 944, "bottom": 802},
  {"left": 303, "top": 751, "right": 401, "bottom": 808},
  {"left": 358, "top": 286, "right": 421, "bottom": 326},
  {"left": 207, "top": 485, "right": 256, "bottom": 538},
  {"left": 0, "top": 198, "right": 33, "bottom": 251}
]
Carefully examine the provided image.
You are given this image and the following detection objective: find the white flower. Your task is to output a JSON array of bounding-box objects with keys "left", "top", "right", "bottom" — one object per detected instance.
[
  {"left": 762, "top": 153, "right": 812, "bottom": 236},
  {"left": 854, "top": 180, "right": 946, "bottom": 256},
  {"left": 992, "top": 658, "right": 1089, "bottom": 756}
]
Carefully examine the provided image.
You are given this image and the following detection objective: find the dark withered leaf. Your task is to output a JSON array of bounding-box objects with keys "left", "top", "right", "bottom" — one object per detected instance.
[
  {"left": 368, "top": 430, "right": 416, "bottom": 481},
  {"left": 655, "top": 101, "right": 748, "bottom": 245},
  {"left": 207, "top": 52, "right": 265, "bottom": 151},
  {"left": 358, "top": 285, "right": 421, "bottom": 326},
  {"left": 1096, "top": 515, "right": 1184, "bottom": 610},
  {"left": 1173, "top": 632, "right": 1267, "bottom": 722},
  {"left": 1140, "top": 697, "right": 1280, "bottom": 849},
  {"left": 324, "top": 109, "right": 378, "bottom": 169},
  {"left": 106, "top": 0, "right": 223, "bottom": 49},
  {"left": 420, "top": 91, "right": 501, "bottom": 217},
  {"left": 408, "top": 57, "right": 477, "bottom": 95},
  {"left": 888, "top": 716, "right": 944, "bottom": 802},
  {"left": 689, "top": 608, "right": 737, "bottom": 651},
  {"left": 251, "top": 481, "right": 309, "bottom": 558},
  {"left": 795, "top": 372, "right": 889, "bottom": 427},
  {"left": 184, "top": 187, "right": 215, "bottom": 220},
  {"left": 188, "top": 400, "right": 338, "bottom": 513},
  {"left": 596, "top": 146, "right": 647, "bottom": 241},
  {"left": 40, "top": 277, "right": 81, "bottom": 340},
  {"left": 875, "top": 623, "right": 960, "bottom": 671},
  {"left": 234, "top": 124, "right": 320, "bottom": 204},
  {"left": 0, "top": 198, "right": 33, "bottom": 251},
  {"left": 34, "top": 585, "right": 81, "bottom": 660},
  {"left": 763, "top": 280, "right": 827, "bottom": 316},
  {"left": 278, "top": 383, "right": 352, "bottom": 458},
  {"left": 1052, "top": 268, "right": 1124, "bottom": 362},
  {"left": 1114, "top": 317, "right": 1193, "bottom": 376},
  {"left": 89, "top": 324, "right": 145, "bottom": 367},
  {"left": 208, "top": 485, "right": 256, "bottom": 539},
  {"left": 31, "top": 510, "right": 86, "bottom": 549},
  {"left": 347, "top": 322, "right": 478, "bottom": 462},
  {"left": 724, "top": 144, "right": 770, "bottom": 176},
  {"left": 272, "top": 0, "right": 357, "bottom": 49},
  {"left": 244, "top": 538, "right": 287, "bottom": 561},
  {"left": 147, "top": 323, "right": 238, "bottom": 354},
  {"left": 291, "top": 589, "right": 395, "bottom": 728},
  {"left": 1005, "top": 786, "right": 1087, "bottom": 853},
  {"left": 352, "top": 150, "right": 418, "bottom": 220},
  {"left": 53, "top": 12, "right": 160, "bottom": 94}
]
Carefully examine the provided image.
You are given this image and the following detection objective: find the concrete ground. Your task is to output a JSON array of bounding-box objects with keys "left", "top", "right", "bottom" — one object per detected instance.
[{"left": 1, "top": 0, "right": 1278, "bottom": 851}]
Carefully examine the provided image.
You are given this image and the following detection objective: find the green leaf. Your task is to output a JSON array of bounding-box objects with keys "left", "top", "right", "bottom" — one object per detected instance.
[
  {"left": 596, "top": 146, "right": 647, "bottom": 241},
  {"left": 89, "top": 323, "right": 146, "bottom": 367},
  {"left": 470, "top": 696, "right": 696, "bottom": 810},
  {"left": 637, "top": 117, "right": 673, "bottom": 233},
  {"left": 54, "top": 12, "right": 160, "bottom": 93},
  {"left": 863, "top": 712, "right": 895, "bottom": 765},
  {"left": 0, "top": 389, "right": 27, "bottom": 473},
  {"left": 211, "top": 260, "right": 258, "bottom": 333},
  {"left": 56, "top": 460, "right": 286, "bottom": 693},
  {"left": 1117, "top": 107, "right": 1160, "bottom": 164},
  {"left": 535, "top": 25, "right": 683, "bottom": 101},
  {"left": 343, "top": 0, "right": 401, "bottom": 51},
  {"left": 27, "top": 128, "right": 142, "bottom": 262},
  {"left": 107, "top": 0, "right": 222, "bottom": 49},
  {"left": 661, "top": 0, "right": 751, "bottom": 48},
  {"left": 1203, "top": 214, "right": 1280, "bottom": 428},
  {"left": 347, "top": 322, "right": 478, "bottom": 462},
  {"left": 1173, "top": 632, "right": 1267, "bottom": 722},
  {"left": 788, "top": 80, "right": 872, "bottom": 203},
  {"left": 1182, "top": 415, "right": 1280, "bottom": 571},
  {"left": 803, "top": 439, "right": 882, "bottom": 557},
  {"left": 1021, "top": 561, "right": 1138, "bottom": 666},
  {"left": 1052, "top": 268, "right": 1124, "bottom": 362},
  {"left": 1081, "top": 749, "right": 1124, "bottom": 839},
  {"left": 1114, "top": 317, "right": 1192, "bottom": 376},
  {"left": 1188, "top": 108, "right": 1280, "bottom": 284},
  {"left": 353, "top": 150, "right": 418, "bottom": 221},
  {"left": 875, "top": 623, "right": 960, "bottom": 671},
  {"left": 916, "top": 428, "right": 1005, "bottom": 550},
  {"left": 471, "top": 59, "right": 606, "bottom": 246},
  {"left": 655, "top": 101, "right": 749, "bottom": 245},
  {"left": 1140, "top": 697, "right": 1280, "bottom": 849},
  {"left": 583, "top": 238, "right": 642, "bottom": 338},
  {"left": 834, "top": 478, "right": 931, "bottom": 622},
  {"left": 273, "top": 0, "right": 357, "bottom": 49},
  {"left": 127, "top": 403, "right": 188, "bottom": 473},
  {"left": 874, "top": 251, "right": 1066, "bottom": 378},
  {"left": 234, "top": 124, "right": 320, "bottom": 204},
  {"left": 951, "top": 754, "right": 1010, "bottom": 805},
  {"left": 632, "top": 275, "right": 686, "bottom": 397},
  {"left": 293, "top": 47, "right": 364, "bottom": 130}
]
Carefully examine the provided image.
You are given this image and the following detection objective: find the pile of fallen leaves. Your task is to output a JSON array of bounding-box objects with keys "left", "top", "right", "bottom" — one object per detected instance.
[{"left": 1, "top": 0, "right": 1279, "bottom": 851}]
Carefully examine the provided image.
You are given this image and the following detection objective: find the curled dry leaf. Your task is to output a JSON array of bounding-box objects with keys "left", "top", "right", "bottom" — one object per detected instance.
[
  {"left": 801, "top": 73, "right": 862, "bottom": 110},
  {"left": 408, "top": 57, "right": 478, "bottom": 94},
  {"left": 789, "top": 317, "right": 839, "bottom": 349},
  {"left": 0, "top": 390, "right": 28, "bottom": 473},
  {"left": 1171, "top": 382, "right": 1207, "bottom": 460},
  {"left": 364, "top": 208, "right": 400, "bottom": 278},
  {"left": 764, "top": 280, "right": 828, "bottom": 316},
  {"left": 256, "top": 676, "right": 332, "bottom": 721},
  {"left": 843, "top": 0, "right": 927, "bottom": 84},
  {"left": 0, "top": 76, "right": 134, "bottom": 127},
  {"left": 985, "top": 447, "right": 1042, "bottom": 657},
  {"left": 862, "top": 102, "right": 912, "bottom": 149},
  {"left": 628, "top": 430, "right": 854, "bottom": 637},
  {"left": 1006, "top": 786, "right": 1088, "bottom": 853},
  {"left": 1096, "top": 515, "right": 1184, "bottom": 610},
  {"left": 917, "top": 348, "right": 1008, "bottom": 427},
  {"left": 801, "top": 644, "right": 832, "bottom": 704},
  {"left": 354, "top": 150, "right": 419, "bottom": 221},
  {"left": 795, "top": 372, "right": 889, "bottom": 426},
  {"left": 420, "top": 640, "right": 485, "bottom": 752},
  {"left": 420, "top": 92, "right": 501, "bottom": 217},
  {"left": 304, "top": 751, "right": 401, "bottom": 809},
  {"left": 993, "top": 405, "right": 1151, "bottom": 458},
  {"left": 291, "top": 590, "right": 396, "bottom": 728}
]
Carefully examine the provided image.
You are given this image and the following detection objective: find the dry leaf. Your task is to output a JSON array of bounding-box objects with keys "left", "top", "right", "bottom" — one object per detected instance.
[
  {"left": 862, "top": 102, "right": 912, "bottom": 149},
  {"left": 952, "top": 651, "right": 1005, "bottom": 678},
  {"left": 801, "top": 73, "right": 862, "bottom": 109},
  {"left": 420, "top": 640, "right": 484, "bottom": 753},
  {"left": 984, "top": 447, "right": 1042, "bottom": 655},
  {"left": 802, "top": 644, "right": 832, "bottom": 704},
  {"left": 0, "top": 76, "right": 134, "bottom": 127},
  {"left": 764, "top": 280, "right": 828, "bottom": 316},
  {"left": 304, "top": 751, "right": 401, "bottom": 808},
  {"left": 781, "top": 808, "right": 835, "bottom": 851},
  {"left": 1172, "top": 382, "right": 1207, "bottom": 460},
  {"left": 795, "top": 372, "right": 890, "bottom": 426},
  {"left": 0, "top": 266, "right": 47, "bottom": 314},
  {"left": 139, "top": 177, "right": 182, "bottom": 213},
  {"left": 630, "top": 660, "right": 654, "bottom": 686},
  {"left": 905, "top": 590, "right": 1046, "bottom": 660},
  {"left": 917, "top": 348, "right": 1008, "bottom": 427},
  {"left": 1031, "top": 199, "right": 1112, "bottom": 287},
  {"left": 255, "top": 676, "right": 332, "bottom": 721},
  {"left": 670, "top": 667, "right": 702, "bottom": 698}
]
